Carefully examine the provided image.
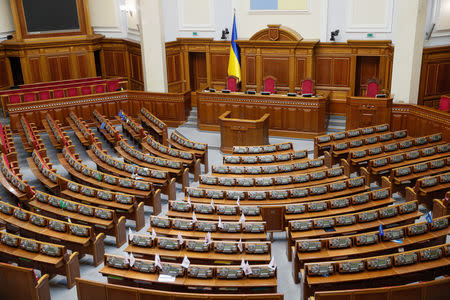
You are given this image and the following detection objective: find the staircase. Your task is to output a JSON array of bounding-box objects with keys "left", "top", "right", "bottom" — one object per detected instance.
[
  {"left": 327, "top": 115, "right": 346, "bottom": 133},
  {"left": 182, "top": 107, "right": 198, "bottom": 128}
]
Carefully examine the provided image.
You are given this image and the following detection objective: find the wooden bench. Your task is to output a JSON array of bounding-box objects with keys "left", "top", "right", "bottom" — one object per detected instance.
[
  {"left": 76, "top": 277, "right": 285, "bottom": 300},
  {"left": 367, "top": 143, "right": 450, "bottom": 184},
  {"left": 166, "top": 200, "right": 264, "bottom": 222},
  {"left": 287, "top": 200, "right": 422, "bottom": 261},
  {"left": 139, "top": 107, "right": 168, "bottom": 146},
  {"left": 347, "top": 133, "right": 445, "bottom": 173},
  {"left": 0, "top": 121, "right": 18, "bottom": 162},
  {"left": 413, "top": 171, "right": 450, "bottom": 204},
  {"left": 88, "top": 141, "right": 176, "bottom": 200},
  {"left": 211, "top": 157, "right": 327, "bottom": 178},
  {"left": 58, "top": 176, "right": 145, "bottom": 231},
  {"left": 99, "top": 254, "right": 278, "bottom": 294},
  {"left": 183, "top": 172, "right": 370, "bottom": 206},
  {"left": 324, "top": 129, "right": 409, "bottom": 166},
  {"left": 0, "top": 262, "right": 50, "bottom": 300},
  {"left": 19, "top": 116, "right": 46, "bottom": 154},
  {"left": 59, "top": 145, "right": 161, "bottom": 214},
  {"left": 66, "top": 112, "right": 95, "bottom": 147},
  {"left": 198, "top": 166, "right": 348, "bottom": 191},
  {"left": 314, "top": 124, "right": 390, "bottom": 158},
  {"left": 433, "top": 192, "right": 450, "bottom": 217},
  {"left": 0, "top": 201, "right": 105, "bottom": 266},
  {"left": 27, "top": 149, "right": 65, "bottom": 192},
  {"left": 116, "top": 110, "right": 145, "bottom": 143},
  {"left": 42, "top": 113, "right": 68, "bottom": 150},
  {"left": 0, "top": 153, "right": 34, "bottom": 202},
  {"left": 310, "top": 276, "right": 450, "bottom": 300},
  {"left": 115, "top": 139, "right": 190, "bottom": 189},
  {"left": 223, "top": 149, "right": 310, "bottom": 167},
  {"left": 149, "top": 216, "right": 268, "bottom": 241},
  {"left": 0, "top": 231, "right": 80, "bottom": 289},
  {"left": 230, "top": 142, "right": 295, "bottom": 157},
  {"left": 141, "top": 134, "right": 202, "bottom": 181},
  {"left": 126, "top": 233, "right": 271, "bottom": 265},
  {"left": 93, "top": 109, "right": 121, "bottom": 146},
  {"left": 29, "top": 189, "right": 126, "bottom": 248},
  {"left": 301, "top": 243, "right": 450, "bottom": 300},
  {"left": 390, "top": 157, "right": 450, "bottom": 195},
  {"left": 169, "top": 131, "right": 209, "bottom": 172},
  {"left": 291, "top": 215, "right": 450, "bottom": 283}
]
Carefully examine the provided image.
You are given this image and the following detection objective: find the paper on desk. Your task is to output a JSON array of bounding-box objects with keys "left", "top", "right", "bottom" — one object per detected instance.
[
  {"left": 128, "top": 228, "right": 134, "bottom": 241},
  {"left": 218, "top": 216, "right": 223, "bottom": 229},
  {"left": 158, "top": 274, "right": 176, "bottom": 282},
  {"left": 181, "top": 255, "right": 190, "bottom": 268}
]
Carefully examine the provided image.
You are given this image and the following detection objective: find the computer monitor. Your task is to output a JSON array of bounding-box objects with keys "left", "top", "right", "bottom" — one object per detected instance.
[
  {"left": 375, "top": 94, "right": 387, "bottom": 98},
  {"left": 302, "top": 93, "right": 312, "bottom": 97},
  {"left": 222, "top": 89, "right": 231, "bottom": 93},
  {"left": 246, "top": 90, "right": 256, "bottom": 95},
  {"left": 261, "top": 91, "right": 271, "bottom": 95},
  {"left": 287, "top": 93, "right": 297, "bottom": 97}
]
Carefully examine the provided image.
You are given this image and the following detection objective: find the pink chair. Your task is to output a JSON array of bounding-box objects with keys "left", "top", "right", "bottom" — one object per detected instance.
[
  {"left": 67, "top": 88, "right": 79, "bottom": 97},
  {"left": 8, "top": 95, "right": 21, "bottom": 104},
  {"left": 81, "top": 86, "right": 92, "bottom": 95},
  {"left": 38, "top": 91, "right": 51, "bottom": 100},
  {"left": 439, "top": 95, "right": 450, "bottom": 111},
  {"left": 301, "top": 79, "right": 315, "bottom": 95},
  {"left": 53, "top": 89, "right": 65, "bottom": 98},
  {"left": 23, "top": 93, "right": 36, "bottom": 102},
  {"left": 226, "top": 76, "right": 239, "bottom": 92},
  {"left": 94, "top": 84, "right": 106, "bottom": 94},
  {"left": 107, "top": 81, "right": 120, "bottom": 92},
  {"left": 366, "top": 78, "right": 380, "bottom": 98},
  {"left": 263, "top": 76, "right": 276, "bottom": 94}
]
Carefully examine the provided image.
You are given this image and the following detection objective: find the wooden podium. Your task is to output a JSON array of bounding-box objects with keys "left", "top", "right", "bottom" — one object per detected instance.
[
  {"left": 345, "top": 96, "right": 393, "bottom": 130},
  {"left": 219, "top": 111, "right": 270, "bottom": 153}
]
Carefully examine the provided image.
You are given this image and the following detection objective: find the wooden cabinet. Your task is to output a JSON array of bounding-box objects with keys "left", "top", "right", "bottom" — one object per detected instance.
[
  {"left": 346, "top": 96, "right": 393, "bottom": 130},
  {"left": 219, "top": 111, "right": 270, "bottom": 153}
]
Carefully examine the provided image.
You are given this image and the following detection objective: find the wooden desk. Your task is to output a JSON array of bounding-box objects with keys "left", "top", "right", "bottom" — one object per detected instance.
[
  {"left": 346, "top": 96, "right": 393, "bottom": 130},
  {"left": 219, "top": 111, "right": 270, "bottom": 153},
  {"left": 197, "top": 92, "right": 329, "bottom": 138}
]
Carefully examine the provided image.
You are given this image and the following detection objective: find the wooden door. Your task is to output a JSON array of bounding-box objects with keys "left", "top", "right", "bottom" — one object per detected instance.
[
  {"left": 355, "top": 56, "right": 380, "bottom": 96},
  {"left": 189, "top": 52, "right": 207, "bottom": 91}
]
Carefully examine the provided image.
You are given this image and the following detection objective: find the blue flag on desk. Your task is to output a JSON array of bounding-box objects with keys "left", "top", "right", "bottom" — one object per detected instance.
[
  {"left": 100, "top": 122, "right": 105, "bottom": 130},
  {"left": 119, "top": 110, "right": 123, "bottom": 118},
  {"left": 378, "top": 224, "right": 384, "bottom": 236},
  {"left": 425, "top": 211, "right": 433, "bottom": 223}
]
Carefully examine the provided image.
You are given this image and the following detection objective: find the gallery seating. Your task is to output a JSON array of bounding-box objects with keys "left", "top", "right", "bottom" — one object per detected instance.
[
  {"left": 287, "top": 200, "right": 421, "bottom": 261},
  {"left": 0, "top": 231, "right": 80, "bottom": 289},
  {"left": 59, "top": 145, "right": 162, "bottom": 214},
  {"left": 0, "top": 262, "right": 51, "bottom": 300},
  {"left": 310, "top": 276, "right": 450, "bottom": 300},
  {"left": 291, "top": 215, "right": 449, "bottom": 282},
  {"left": 301, "top": 243, "right": 450, "bottom": 300},
  {"left": 139, "top": 107, "right": 168, "bottom": 145},
  {"left": 169, "top": 131, "right": 209, "bottom": 172},
  {"left": 76, "top": 278, "right": 285, "bottom": 300},
  {"left": 0, "top": 201, "right": 105, "bottom": 266},
  {"left": 198, "top": 166, "right": 348, "bottom": 191},
  {"left": 87, "top": 142, "right": 176, "bottom": 200},
  {"left": 126, "top": 233, "right": 271, "bottom": 265},
  {"left": 149, "top": 216, "right": 267, "bottom": 241},
  {"left": 29, "top": 189, "right": 126, "bottom": 248},
  {"left": 100, "top": 254, "right": 278, "bottom": 294}
]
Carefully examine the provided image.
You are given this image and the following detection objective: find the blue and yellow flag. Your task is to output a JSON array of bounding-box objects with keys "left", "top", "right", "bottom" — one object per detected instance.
[{"left": 228, "top": 14, "right": 241, "bottom": 82}]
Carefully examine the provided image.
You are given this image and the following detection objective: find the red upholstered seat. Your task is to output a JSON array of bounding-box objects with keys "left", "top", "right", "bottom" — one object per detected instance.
[
  {"left": 23, "top": 93, "right": 36, "bottom": 102},
  {"left": 94, "top": 84, "right": 106, "bottom": 94},
  {"left": 8, "top": 95, "right": 21, "bottom": 104},
  {"left": 107, "top": 80, "right": 120, "bottom": 92},
  {"left": 226, "top": 76, "right": 239, "bottom": 92},
  {"left": 53, "top": 89, "right": 65, "bottom": 98},
  {"left": 301, "top": 79, "right": 314, "bottom": 95},
  {"left": 263, "top": 76, "right": 276, "bottom": 94},
  {"left": 38, "top": 91, "right": 51, "bottom": 100},
  {"left": 366, "top": 79, "right": 380, "bottom": 98},
  {"left": 439, "top": 95, "right": 450, "bottom": 111},
  {"left": 81, "top": 86, "right": 92, "bottom": 95},
  {"left": 67, "top": 88, "right": 79, "bottom": 97}
]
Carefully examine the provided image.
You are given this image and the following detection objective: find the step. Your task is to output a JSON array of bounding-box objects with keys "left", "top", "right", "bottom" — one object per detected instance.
[{"left": 329, "top": 114, "right": 346, "bottom": 120}]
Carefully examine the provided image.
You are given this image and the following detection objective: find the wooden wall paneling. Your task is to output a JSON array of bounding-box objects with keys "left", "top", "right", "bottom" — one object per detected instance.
[
  {"left": 28, "top": 56, "right": 43, "bottom": 83},
  {"left": 315, "top": 57, "right": 332, "bottom": 86},
  {"left": 332, "top": 57, "right": 351, "bottom": 86},
  {"left": 295, "top": 58, "right": 306, "bottom": 92},
  {"left": 418, "top": 45, "right": 450, "bottom": 107},
  {"left": 261, "top": 54, "right": 290, "bottom": 92},
  {"left": 76, "top": 53, "right": 89, "bottom": 78},
  {"left": 210, "top": 53, "right": 229, "bottom": 90},
  {"left": 245, "top": 55, "right": 256, "bottom": 88},
  {"left": 0, "top": 46, "right": 13, "bottom": 89}
]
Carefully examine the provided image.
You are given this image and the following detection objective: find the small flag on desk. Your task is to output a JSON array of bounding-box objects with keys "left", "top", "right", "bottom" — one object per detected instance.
[
  {"left": 240, "top": 258, "right": 246, "bottom": 269},
  {"left": 119, "top": 111, "right": 123, "bottom": 118},
  {"left": 239, "top": 213, "right": 246, "bottom": 225},
  {"left": 181, "top": 255, "right": 190, "bottom": 268},
  {"left": 236, "top": 196, "right": 240, "bottom": 207},
  {"left": 243, "top": 261, "right": 252, "bottom": 275},
  {"left": 128, "top": 228, "right": 134, "bottom": 241},
  {"left": 67, "top": 216, "right": 71, "bottom": 224},
  {"left": 205, "top": 232, "right": 211, "bottom": 245},
  {"left": 100, "top": 122, "right": 105, "bottom": 130},
  {"left": 155, "top": 253, "right": 162, "bottom": 269},
  {"left": 177, "top": 232, "right": 184, "bottom": 245},
  {"left": 425, "top": 211, "right": 433, "bottom": 223},
  {"left": 218, "top": 216, "right": 223, "bottom": 229},
  {"left": 211, "top": 198, "right": 215, "bottom": 210},
  {"left": 379, "top": 224, "right": 384, "bottom": 236},
  {"left": 237, "top": 238, "right": 243, "bottom": 252},
  {"left": 187, "top": 195, "right": 191, "bottom": 206},
  {"left": 151, "top": 228, "right": 157, "bottom": 240},
  {"left": 192, "top": 211, "right": 197, "bottom": 223},
  {"left": 268, "top": 256, "right": 276, "bottom": 270},
  {"left": 129, "top": 253, "right": 135, "bottom": 267}
]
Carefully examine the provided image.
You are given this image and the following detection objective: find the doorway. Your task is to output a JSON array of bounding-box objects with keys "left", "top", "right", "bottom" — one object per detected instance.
[
  {"left": 188, "top": 52, "right": 207, "bottom": 91},
  {"left": 8, "top": 57, "right": 24, "bottom": 86},
  {"left": 354, "top": 56, "right": 380, "bottom": 96}
]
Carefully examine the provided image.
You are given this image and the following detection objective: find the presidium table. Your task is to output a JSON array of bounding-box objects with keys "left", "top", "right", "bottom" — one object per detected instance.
[{"left": 197, "top": 92, "right": 330, "bottom": 139}]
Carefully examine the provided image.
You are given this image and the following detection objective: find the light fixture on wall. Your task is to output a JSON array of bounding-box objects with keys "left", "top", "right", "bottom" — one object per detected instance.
[
  {"left": 221, "top": 28, "right": 230, "bottom": 40},
  {"left": 330, "top": 29, "right": 340, "bottom": 42}
]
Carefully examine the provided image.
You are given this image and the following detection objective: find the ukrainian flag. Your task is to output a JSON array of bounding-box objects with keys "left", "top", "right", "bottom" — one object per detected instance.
[{"left": 228, "top": 14, "right": 241, "bottom": 81}]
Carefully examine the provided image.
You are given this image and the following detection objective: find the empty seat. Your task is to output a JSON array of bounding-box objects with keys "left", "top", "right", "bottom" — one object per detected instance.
[
  {"left": 107, "top": 80, "right": 120, "bottom": 92},
  {"left": 8, "top": 94, "right": 21, "bottom": 104},
  {"left": 67, "top": 87, "right": 79, "bottom": 97},
  {"left": 93, "top": 84, "right": 106, "bottom": 94},
  {"left": 81, "top": 86, "right": 92, "bottom": 95},
  {"left": 23, "top": 93, "right": 36, "bottom": 102},
  {"left": 38, "top": 90, "right": 51, "bottom": 100},
  {"left": 53, "top": 89, "right": 65, "bottom": 98}
]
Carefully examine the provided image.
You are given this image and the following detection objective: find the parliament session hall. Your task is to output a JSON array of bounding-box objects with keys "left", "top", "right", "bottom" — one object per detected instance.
[{"left": 0, "top": 0, "right": 450, "bottom": 299}]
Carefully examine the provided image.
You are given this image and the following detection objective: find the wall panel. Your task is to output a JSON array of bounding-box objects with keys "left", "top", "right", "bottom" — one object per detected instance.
[
  {"left": 262, "top": 57, "right": 290, "bottom": 89},
  {"left": 332, "top": 58, "right": 350, "bottom": 86},
  {"left": 315, "top": 57, "right": 332, "bottom": 86}
]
